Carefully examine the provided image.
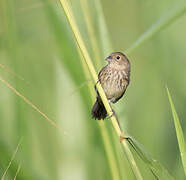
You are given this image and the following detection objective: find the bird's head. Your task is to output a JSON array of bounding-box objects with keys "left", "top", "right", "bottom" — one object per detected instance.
[{"left": 105, "top": 52, "right": 130, "bottom": 66}]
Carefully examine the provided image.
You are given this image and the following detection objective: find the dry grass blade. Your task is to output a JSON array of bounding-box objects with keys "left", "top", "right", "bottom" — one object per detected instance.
[
  {"left": 13, "top": 164, "right": 21, "bottom": 180},
  {"left": 0, "top": 76, "right": 67, "bottom": 135},
  {"left": 0, "top": 64, "right": 28, "bottom": 83},
  {"left": 1, "top": 139, "right": 22, "bottom": 180}
]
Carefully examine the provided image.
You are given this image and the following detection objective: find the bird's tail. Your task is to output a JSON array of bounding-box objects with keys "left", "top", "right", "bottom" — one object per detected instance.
[{"left": 91, "top": 98, "right": 107, "bottom": 120}]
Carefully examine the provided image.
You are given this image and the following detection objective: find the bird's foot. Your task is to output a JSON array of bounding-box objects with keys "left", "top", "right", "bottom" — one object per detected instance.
[
  {"left": 120, "top": 132, "right": 128, "bottom": 143},
  {"left": 107, "top": 109, "right": 116, "bottom": 119},
  {"left": 95, "top": 79, "right": 100, "bottom": 86}
]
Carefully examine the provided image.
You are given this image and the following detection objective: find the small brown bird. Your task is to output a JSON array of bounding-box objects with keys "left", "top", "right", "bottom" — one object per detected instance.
[{"left": 92, "top": 52, "right": 130, "bottom": 120}]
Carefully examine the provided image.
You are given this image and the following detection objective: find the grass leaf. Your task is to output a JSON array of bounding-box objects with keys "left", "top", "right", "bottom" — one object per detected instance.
[
  {"left": 126, "top": 2, "right": 186, "bottom": 55},
  {"left": 166, "top": 87, "right": 186, "bottom": 177},
  {"left": 127, "top": 136, "right": 174, "bottom": 180}
]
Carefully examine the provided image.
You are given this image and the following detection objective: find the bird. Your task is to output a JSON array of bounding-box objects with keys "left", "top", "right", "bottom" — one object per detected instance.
[{"left": 91, "top": 52, "right": 130, "bottom": 120}]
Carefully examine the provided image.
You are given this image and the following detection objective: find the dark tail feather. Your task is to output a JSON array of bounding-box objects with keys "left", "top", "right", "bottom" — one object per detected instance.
[{"left": 91, "top": 98, "right": 107, "bottom": 120}]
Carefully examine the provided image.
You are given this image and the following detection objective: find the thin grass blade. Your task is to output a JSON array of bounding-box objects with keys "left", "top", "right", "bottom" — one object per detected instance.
[
  {"left": 166, "top": 87, "right": 186, "bottom": 177},
  {"left": 95, "top": 0, "right": 113, "bottom": 55},
  {"left": 125, "top": 2, "right": 186, "bottom": 55}
]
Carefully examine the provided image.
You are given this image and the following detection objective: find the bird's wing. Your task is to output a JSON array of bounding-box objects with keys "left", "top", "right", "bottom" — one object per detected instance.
[{"left": 94, "top": 65, "right": 108, "bottom": 97}]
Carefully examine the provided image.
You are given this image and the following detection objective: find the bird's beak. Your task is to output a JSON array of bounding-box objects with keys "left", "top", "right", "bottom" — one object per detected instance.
[{"left": 105, "top": 56, "right": 112, "bottom": 62}]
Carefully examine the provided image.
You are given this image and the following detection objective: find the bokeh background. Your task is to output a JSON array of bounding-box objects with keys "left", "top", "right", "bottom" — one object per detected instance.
[{"left": 0, "top": 0, "right": 186, "bottom": 179}]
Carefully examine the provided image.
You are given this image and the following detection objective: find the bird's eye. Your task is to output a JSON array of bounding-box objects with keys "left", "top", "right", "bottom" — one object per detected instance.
[{"left": 116, "top": 56, "right": 120, "bottom": 60}]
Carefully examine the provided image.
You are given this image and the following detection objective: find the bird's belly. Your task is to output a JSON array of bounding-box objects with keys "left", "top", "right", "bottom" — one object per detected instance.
[
  {"left": 99, "top": 68, "right": 129, "bottom": 103},
  {"left": 102, "top": 80, "right": 124, "bottom": 101}
]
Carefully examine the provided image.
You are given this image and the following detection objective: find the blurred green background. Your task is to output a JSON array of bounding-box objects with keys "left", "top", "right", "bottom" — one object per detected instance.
[{"left": 0, "top": 0, "right": 186, "bottom": 179}]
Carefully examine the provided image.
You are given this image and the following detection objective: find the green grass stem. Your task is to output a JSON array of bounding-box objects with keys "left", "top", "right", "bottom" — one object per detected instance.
[
  {"left": 58, "top": 0, "right": 143, "bottom": 179},
  {"left": 79, "top": 0, "right": 102, "bottom": 69}
]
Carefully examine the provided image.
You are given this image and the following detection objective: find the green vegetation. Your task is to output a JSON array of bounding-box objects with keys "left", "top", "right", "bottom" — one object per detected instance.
[{"left": 0, "top": 0, "right": 186, "bottom": 179}]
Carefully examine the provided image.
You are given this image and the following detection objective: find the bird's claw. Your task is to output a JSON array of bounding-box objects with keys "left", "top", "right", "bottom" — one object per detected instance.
[
  {"left": 107, "top": 109, "right": 116, "bottom": 119},
  {"left": 120, "top": 133, "right": 127, "bottom": 143},
  {"left": 95, "top": 79, "right": 100, "bottom": 85}
]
